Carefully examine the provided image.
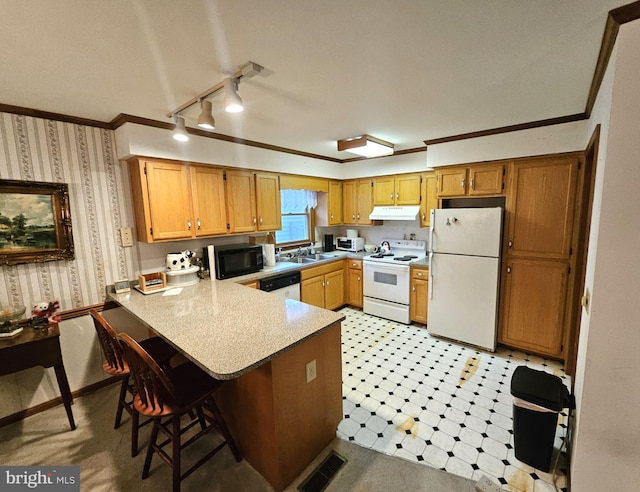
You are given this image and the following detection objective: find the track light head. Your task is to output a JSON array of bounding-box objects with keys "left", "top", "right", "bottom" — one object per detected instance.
[
  {"left": 172, "top": 115, "right": 189, "bottom": 142},
  {"left": 197, "top": 100, "right": 216, "bottom": 130},
  {"left": 223, "top": 78, "right": 244, "bottom": 113}
]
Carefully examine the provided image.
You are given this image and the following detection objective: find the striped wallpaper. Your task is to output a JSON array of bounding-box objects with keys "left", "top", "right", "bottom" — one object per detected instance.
[{"left": 0, "top": 112, "right": 139, "bottom": 313}]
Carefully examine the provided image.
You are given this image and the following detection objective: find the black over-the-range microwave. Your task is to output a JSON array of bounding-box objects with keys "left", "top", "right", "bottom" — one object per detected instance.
[{"left": 207, "top": 243, "right": 264, "bottom": 280}]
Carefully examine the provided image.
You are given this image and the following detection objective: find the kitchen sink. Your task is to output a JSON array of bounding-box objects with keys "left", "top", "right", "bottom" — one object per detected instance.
[{"left": 286, "top": 257, "right": 319, "bottom": 264}]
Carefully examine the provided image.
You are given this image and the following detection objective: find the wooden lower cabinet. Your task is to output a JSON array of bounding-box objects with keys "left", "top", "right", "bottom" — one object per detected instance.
[
  {"left": 346, "top": 259, "right": 363, "bottom": 308},
  {"left": 410, "top": 267, "right": 429, "bottom": 324},
  {"left": 241, "top": 280, "right": 258, "bottom": 289},
  {"left": 300, "top": 261, "right": 345, "bottom": 310},
  {"left": 500, "top": 258, "right": 568, "bottom": 358}
]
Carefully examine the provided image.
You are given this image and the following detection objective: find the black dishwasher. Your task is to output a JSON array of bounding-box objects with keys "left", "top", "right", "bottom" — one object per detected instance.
[{"left": 259, "top": 271, "right": 301, "bottom": 300}]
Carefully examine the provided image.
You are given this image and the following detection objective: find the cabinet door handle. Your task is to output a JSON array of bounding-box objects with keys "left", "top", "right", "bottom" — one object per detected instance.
[
  {"left": 508, "top": 240, "right": 513, "bottom": 248},
  {"left": 396, "top": 192, "right": 399, "bottom": 199},
  {"left": 470, "top": 178, "right": 474, "bottom": 190},
  {"left": 197, "top": 219, "right": 201, "bottom": 230},
  {"left": 422, "top": 214, "right": 426, "bottom": 220},
  {"left": 259, "top": 216, "right": 263, "bottom": 225},
  {"left": 352, "top": 214, "right": 356, "bottom": 219},
  {"left": 412, "top": 284, "right": 416, "bottom": 292},
  {"left": 417, "top": 272, "right": 424, "bottom": 276},
  {"left": 507, "top": 266, "right": 511, "bottom": 274},
  {"left": 390, "top": 193, "right": 393, "bottom": 200},
  {"left": 322, "top": 281, "right": 325, "bottom": 287},
  {"left": 331, "top": 214, "right": 334, "bottom": 219},
  {"left": 461, "top": 178, "right": 465, "bottom": 189},
  {"left": 187, "top": 220, "right": 191, "bottom": 230},
  {"left": 357, "top": 276, "right": 361, "bottom": 281},
  {"left": 253, "top": 216, "right": 257, "bottom": 225},
  {"left": 357, "top": 213, "right": 360, "bottom": 220}
]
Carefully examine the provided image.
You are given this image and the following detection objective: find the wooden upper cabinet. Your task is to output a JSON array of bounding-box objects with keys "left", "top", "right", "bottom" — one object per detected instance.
[
  {"left": 420, "top": 172, "right": 438, "bottom": 228},
  {"left": 317, "top": 180, "right": 343, "bottom": 226},
  {"left": 505, "top": 157, "right": 579, "bottom": 260},
  {"left": 225, "top": 169, "right": 257, "bottom": 233},
  {"left": 436, "top": 168, "right": 467, "bottom": 197},
  {"left": 373, "top": 176, "right": 396, "bottom": 205},
  {"left": 468, "top": 163, "right": 504, "bottom": 195},
  {"left": 255, "top": 173, "right": 281, "bottom": 231},
  {"left": 500, "top": 258, "right": 568, "bottom": 357},
  {"left": 143, "top": 160, "right": 193, "bottom": 241},
  {"left": 342, "top": 180, "right": 357, "bottom": 225},
  {"left": 436, "top": 163, "right": 504, "bottom": 197},
  {"left": 373, "top": 174, "right": 421, "bottom": 205},
  {"left": 356, "top": 179, "right": 379, "bottom": 225},
  {"left": 190, "top": 165, "right": 227, "bottom": 236}
]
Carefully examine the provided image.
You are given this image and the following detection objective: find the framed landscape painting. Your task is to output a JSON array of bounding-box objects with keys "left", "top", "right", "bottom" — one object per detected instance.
[{"left": 0, "top": 179, "right": 74, "bottom": 265}]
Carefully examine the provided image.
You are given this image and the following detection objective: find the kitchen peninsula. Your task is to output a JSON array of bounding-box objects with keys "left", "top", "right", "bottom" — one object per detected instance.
[{"left": 109, "top": 280, "right": 344, "bottom": 491}]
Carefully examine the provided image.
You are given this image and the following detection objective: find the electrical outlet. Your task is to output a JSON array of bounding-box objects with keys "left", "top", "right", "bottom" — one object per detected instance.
[
  {"left": 475, "top": 475, "right": 502, "bottom": 492},
  {"left": 119, "top": 227, "right": 133, "bottom": 247},
  {"left": 306, "top": 359, "right": 316, "bottom": 383}
]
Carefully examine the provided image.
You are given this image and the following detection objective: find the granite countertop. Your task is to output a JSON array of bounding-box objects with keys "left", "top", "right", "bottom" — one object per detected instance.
[
  {"left": 109, "top": 280, "right": 345, "bottom": 380},
  {"left": 411, "top": 258, "right": 430, "bottom": 268}
]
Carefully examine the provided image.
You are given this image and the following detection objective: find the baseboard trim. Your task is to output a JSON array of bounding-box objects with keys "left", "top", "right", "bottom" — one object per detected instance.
[{"left": 0, "top": 376, "right": 120, "bottom": 429}]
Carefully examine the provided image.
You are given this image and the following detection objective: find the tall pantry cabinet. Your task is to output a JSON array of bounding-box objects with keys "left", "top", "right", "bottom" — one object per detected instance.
[{"left": 499, "top": 155, "right": 580, "bottom": 358}]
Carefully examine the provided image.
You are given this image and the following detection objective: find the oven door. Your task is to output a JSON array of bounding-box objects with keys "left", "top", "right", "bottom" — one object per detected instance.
[{"left": 363, "top": 261, "right": 410, "bottom": 304}]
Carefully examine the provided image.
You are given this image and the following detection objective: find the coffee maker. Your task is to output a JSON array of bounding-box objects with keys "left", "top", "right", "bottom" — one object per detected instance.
[{"left": 323, "top": 234, "right": 335, "bottom": 252}]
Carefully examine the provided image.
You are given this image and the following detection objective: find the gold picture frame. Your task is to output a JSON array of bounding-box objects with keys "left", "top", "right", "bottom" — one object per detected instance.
[{"left": 0, "top": 179, "right": 74, "bottom": 266}]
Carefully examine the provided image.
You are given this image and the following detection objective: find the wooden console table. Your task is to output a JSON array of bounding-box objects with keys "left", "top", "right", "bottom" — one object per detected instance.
[{"left": 0, "top": 324, "right": 76, "bottom": 430}]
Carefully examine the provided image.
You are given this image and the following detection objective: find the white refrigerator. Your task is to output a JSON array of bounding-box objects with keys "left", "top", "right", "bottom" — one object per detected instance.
[{"left": 428, "top": 207, "right": 503, "bottom": 351}]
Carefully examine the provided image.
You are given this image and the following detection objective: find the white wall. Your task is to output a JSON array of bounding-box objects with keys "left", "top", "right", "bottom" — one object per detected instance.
[{"left": 570, "top": 20, "right": 640, "bottom": 490}]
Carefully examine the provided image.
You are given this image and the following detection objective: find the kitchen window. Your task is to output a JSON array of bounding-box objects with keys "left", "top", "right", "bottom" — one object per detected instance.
[{"left": 275, "top": 189, "right": 317, "bottom": 247}]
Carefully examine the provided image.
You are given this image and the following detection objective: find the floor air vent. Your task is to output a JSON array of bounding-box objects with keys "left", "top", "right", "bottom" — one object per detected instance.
[{"left": 298, "top": 451, "right": 347, "bottom": 492}]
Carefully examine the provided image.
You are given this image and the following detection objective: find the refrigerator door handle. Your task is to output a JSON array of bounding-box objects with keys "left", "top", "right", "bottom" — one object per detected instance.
[
  {"left": 429, "top": 209, "right": 435, "bottom": 252},
  {"left": 428, "top": 251, "right": 434, "bottom": 300}
]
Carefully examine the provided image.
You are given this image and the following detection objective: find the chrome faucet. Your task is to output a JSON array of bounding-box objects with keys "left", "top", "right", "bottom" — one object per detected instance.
[{"left": 296, "top": 246, "right": 303, "bottom": 257}]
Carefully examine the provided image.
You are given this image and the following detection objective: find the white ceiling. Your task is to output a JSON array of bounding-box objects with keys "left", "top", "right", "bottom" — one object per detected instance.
[{"left": 0, "top": 0, "right": 627, "bottom": 160}]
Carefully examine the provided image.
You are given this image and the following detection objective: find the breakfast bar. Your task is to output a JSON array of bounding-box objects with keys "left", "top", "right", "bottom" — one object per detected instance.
[{"left": 109, "top": 280, "right": 345, "bottom": 491}]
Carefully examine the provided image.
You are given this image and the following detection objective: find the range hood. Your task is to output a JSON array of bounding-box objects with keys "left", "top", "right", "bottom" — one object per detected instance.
[{"left": 369, "top": 206, "right": 420, "bottom": 221}]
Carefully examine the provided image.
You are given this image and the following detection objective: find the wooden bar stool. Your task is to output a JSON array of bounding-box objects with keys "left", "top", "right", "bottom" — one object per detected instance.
[
  {"left": 118, "top": 332, "right": 242, "bottom": 492},
  {"left": 89, "top": 309, "right": 177, "bottom": 457}
]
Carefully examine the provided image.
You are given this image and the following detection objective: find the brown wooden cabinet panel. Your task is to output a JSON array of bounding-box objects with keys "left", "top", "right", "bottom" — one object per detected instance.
[
  {"left": 255, "top": 173, "right": 281, "bottom": 231},
  {"left": 324, "top": 269, "right": 344, "bottom": 310},
  {"left": 356, "top": 179, "right": 377, "bottom": 225},
  {"left": 373, "top": 174, "right": 421, "bottom": 205},
  {"left": 225, "top": 170, "right": 257, "bottom": 233},
  {"left": 500, "top": 259, "right": 568, "bottom": 357},
  {"left": 190, "top": 165, "right": 227, "bottom": 236},
  {"left": 342, "top": 180, "right": 357, "bottom": 225},
  {"left": 347, "top": 259, "right": 362, "bottom": 308},
  {"left": 506, "top": 157, "right": 578, "bottom": 260},
  {"left": 317, "top": 180, "right": 343, "bottom": 226},
  {"left": 372, "top": 176, "right": 396, "bottom": 205},
  {"left": 141, "top": 160, "right": 193, "bottom": 241},
  {"left": 437, "top": 168, "right": 467, "bottom": 197},
  {"left": 468, "top": 163, "right": 504, "bottom": 195},
  {"left": 420, "top": 172, "right": 438, "bottom": 228},
  {"left": 410, "top": 267, "right": 429, "bottom": 324},
  {"left": 301, "top": 276, "right": 325, "bottom": 308}
]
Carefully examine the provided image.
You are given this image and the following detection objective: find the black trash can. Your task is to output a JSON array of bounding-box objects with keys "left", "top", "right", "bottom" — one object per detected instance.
[{"left": 510, "top": 366, "right": 570, "bottom": 472}]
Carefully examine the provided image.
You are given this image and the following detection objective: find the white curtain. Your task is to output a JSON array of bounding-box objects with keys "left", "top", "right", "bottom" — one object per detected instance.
[{"left": 280, "top": 189, "right": 317, "bottom": 213}]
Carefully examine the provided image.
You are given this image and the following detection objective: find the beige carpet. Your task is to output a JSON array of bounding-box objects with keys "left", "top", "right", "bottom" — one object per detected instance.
[{"left": 0, "top": 384, "right": 478, "bottom": 491}]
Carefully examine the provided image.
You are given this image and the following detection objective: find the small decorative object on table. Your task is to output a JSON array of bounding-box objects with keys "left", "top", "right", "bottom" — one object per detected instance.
[
  {"left": 136, "top": 272, "right": 167, "bottom": 293},
  {"left": 0, "top": 305, "right": 27, "bottom": 337},
  {"left": 31, "top": 300, "right": 61, "bottom": 325}
]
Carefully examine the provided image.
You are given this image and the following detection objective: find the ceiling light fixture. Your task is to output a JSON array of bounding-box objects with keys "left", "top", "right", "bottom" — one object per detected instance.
[
  {"left": 337, "top": 134, "right": 394, "bottom": 158},
  {"left": 167, "top": 61, "right": 263, "bottom": 139},
  {"left": 197, "top": 99, "right": 216, "bottom": 129},
  {"left": 223, "top": 78, "right": 244, "bottom": 113},
  {"left": 172, "top": 116, "right": 189, "bottom": 142}
]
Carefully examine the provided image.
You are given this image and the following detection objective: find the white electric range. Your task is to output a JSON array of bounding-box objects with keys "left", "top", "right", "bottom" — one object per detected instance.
[{"left": 363, "top": 239, "right": 427, "bottom": 324}]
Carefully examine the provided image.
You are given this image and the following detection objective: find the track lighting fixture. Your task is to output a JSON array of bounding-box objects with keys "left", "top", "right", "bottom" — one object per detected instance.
[
  {"left": 197, "top": 99, "right": 216, "bottom": 129},
  {"left": 172, "top": 116, "right": 189, "bottom": 142},
  {"left": 337, "top": 134, "right": 394, "bottom": 158},
  {"left": 167, "top": 61, "right": 263, "bottom": 141},
  {"left": 223, "top": 78, "right": 244, "bottom": 113}
]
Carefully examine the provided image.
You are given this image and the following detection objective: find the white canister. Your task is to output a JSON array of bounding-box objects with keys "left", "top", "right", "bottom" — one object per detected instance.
[{"left": 346, "top": 229, "right": 358, "bottom": 238}]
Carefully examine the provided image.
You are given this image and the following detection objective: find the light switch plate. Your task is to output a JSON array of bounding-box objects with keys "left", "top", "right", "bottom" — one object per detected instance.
[
  {"left": 306, "top": 359, "right": 317, "bottom": 383},
  {"left": 119, "top": 227, "right": 133, "bottom": 247}
]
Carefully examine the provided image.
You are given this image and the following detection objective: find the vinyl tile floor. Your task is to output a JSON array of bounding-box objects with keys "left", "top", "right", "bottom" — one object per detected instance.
[{"left": 336, "top": 307, "right": 571, "bottom": 492}]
